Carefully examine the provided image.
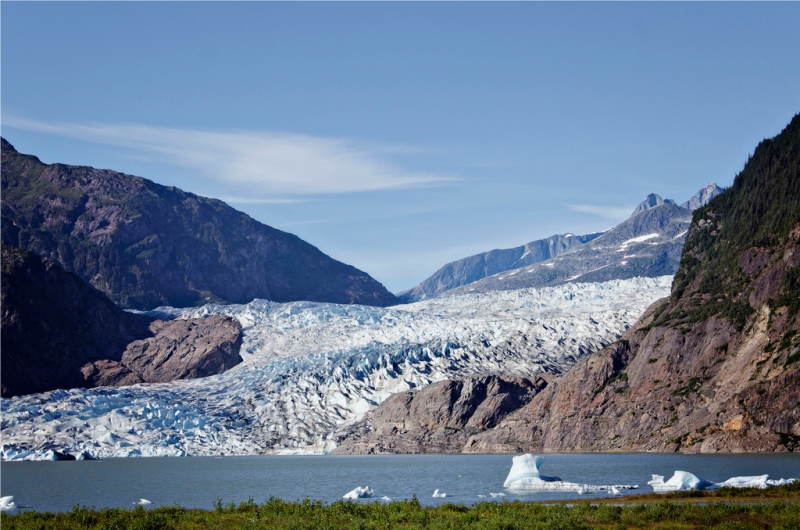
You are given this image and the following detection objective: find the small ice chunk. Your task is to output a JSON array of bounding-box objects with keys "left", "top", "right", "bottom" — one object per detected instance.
[
  {"left": 648, "top": 471, "right": 715, "bottom": 492},
  {"left": 766, "top": 478, "right": 797, "bottom": 487},
  {"left": 718, "top": 475, "right": 769, "bottom": 489},
  {"left": 718, "top": 475, "right": 797, "bottom": 488},
  {"left": 379, "top": 496, "right": 392, "bottom": 502},
  {"left": 432, "top": 489, "right": 447, "bottom": 498},
  {"left": 489, "top": 492, "right": 505, "bottom": 498},
  {"left": 138, "top": 499, "right": 152, "bottom": 505},
  {"left": 0, "top": 496, "right": 17, "bottom": 511},
  {"left": 478, "top": 494, "right": 486, "bottom": 498},
  {"left": 610, "top": 487, "right": 622, "bottom": 495},
  {"left": 343, "top": 486, "right": 373, "bottom": 499},
  {"left": 577, "top": 487, "right": 589, "bottom": 495}
]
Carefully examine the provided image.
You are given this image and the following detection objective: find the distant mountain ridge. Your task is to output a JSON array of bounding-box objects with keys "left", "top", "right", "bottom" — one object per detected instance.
[
  {"left": 398, "top": 232, "right": 603, "bottom": 302},
  {"left": 448, "top": 201, "right": 692, "bottom": 294},
  {"left": 401, "top": 183, "right": 723, "bottom": 301},
  {"left": 0, "top": 138, "right": 397, "bottom": 310}
]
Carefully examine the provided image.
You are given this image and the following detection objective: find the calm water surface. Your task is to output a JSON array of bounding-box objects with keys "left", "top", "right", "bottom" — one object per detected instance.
[{"left": 2, "top": 453, "right": 799, "bottom": 513}]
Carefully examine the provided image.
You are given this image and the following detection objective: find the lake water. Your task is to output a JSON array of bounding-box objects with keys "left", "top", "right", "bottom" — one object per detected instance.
[{"left": 2, "top": 453, "right": 799, "bottom": 513}]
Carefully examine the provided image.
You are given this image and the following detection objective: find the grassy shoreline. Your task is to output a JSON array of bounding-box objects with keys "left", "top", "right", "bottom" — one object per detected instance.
[{"left": 3, "top": 483, "right": 800, "bottom": 529}]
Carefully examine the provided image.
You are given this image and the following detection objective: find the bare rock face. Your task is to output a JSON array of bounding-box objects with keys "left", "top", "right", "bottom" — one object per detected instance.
[
  {"left": 331, "top": 375, "right": 547, "bottom": 454},
  {"left": 82, "top": 315, "right": 243, "bottom": 386},
  {"left": 464, "top": 114, "right": 800, "bottom": 454}
]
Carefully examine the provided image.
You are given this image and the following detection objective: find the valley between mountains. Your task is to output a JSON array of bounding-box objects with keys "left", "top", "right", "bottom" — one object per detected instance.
[{"left": 2, "top": 113, "right": 799, "bottom": 459}]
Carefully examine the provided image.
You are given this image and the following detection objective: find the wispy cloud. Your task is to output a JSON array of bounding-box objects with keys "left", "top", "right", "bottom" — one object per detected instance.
[
  {"left": 566, "top": 203, "right": 634, "bottom": 219},
  {"left": 4, "top": 116, "right": 456, "bottom": 195}
]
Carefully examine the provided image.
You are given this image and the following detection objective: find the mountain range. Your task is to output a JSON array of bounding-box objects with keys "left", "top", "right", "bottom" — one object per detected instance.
[{"left": 400, "top": 183, "right": 723, "bottom": 301}]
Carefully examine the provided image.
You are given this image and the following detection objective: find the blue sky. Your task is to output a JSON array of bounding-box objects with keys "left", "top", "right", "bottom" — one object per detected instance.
[{"left": 3, "top": 2, "right": 799, "bottom": 293}]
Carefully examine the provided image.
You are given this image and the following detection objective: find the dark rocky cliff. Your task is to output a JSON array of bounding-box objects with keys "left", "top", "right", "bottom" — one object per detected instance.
[
  {"left": 465, "top": 114, "right": 800, "bottom": 453},
  {"left": 1, "top": 138, "right": 397, "bottom": 310},
  {"left": 1, "top": 245, "right": 243, "bottom": 397}
]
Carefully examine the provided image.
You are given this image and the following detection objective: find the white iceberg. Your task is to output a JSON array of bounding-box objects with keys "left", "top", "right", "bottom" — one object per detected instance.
[
  {"left": 138, "top": 499, "right": 152, "bottom": 505},
  {"left": 503, "top": 455, "right": 561, "bottom": 488},
  {"left": 718, "top": 475, "right": 797, "bottom": 489},
  {"left": 503, "top": 454, "right": 637, "bottom": 493},
  {"left": 648, "top": 471, "right": 715, "bottom": 492},
  {"left": 343, "top": 486, "right": 373, "bottom": 499},
  {"left": 432, "top": 489, "right": 447, "bottom": 498},
  {"left": 0, "top": 496, "right": 16, "bottom": 511}
]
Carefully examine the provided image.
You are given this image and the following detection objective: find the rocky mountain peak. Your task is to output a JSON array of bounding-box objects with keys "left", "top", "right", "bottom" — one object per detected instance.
[
  {"left": 630, "top": 193, "right": 677, "bottom": 217},
  {"left": 680, "top": 182, "right": 724, "bottom": 210}
]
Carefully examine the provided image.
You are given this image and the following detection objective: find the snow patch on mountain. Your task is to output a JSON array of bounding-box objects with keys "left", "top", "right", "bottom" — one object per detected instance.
[{"left": 1, "top": 277, "right": 672, "bottom": 460}]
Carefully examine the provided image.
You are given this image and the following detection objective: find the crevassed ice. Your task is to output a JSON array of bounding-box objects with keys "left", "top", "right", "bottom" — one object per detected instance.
[{"left": 1, "top": 276, "right": 671, "bottom": 460}]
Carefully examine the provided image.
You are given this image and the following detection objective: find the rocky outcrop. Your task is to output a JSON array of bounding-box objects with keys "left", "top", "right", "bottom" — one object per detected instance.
[
  {"left": 82, "top": 315, "right": 243, "bottom": 387},
  {"left": 1, "top": 245, "right": 243, "bottom": 397},
  {"left": 463, "top": 114, "right": 800, "bottom": 453},
  {"left": 1, "top": 245, "right": 151, "bottom": 396},
  {"left": 331, "top": 375, "right": 547, "bottom": 454},
  {"left": 1, "top": 137, "right": 396, "bottom": 310}
]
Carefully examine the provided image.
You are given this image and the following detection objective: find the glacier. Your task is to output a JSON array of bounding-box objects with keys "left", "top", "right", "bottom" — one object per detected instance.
[{"left": 1, "top": 276, "right": 671, "bottom": 460}]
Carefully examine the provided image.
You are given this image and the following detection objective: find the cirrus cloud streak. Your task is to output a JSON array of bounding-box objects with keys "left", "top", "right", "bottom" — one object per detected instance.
[
  {"left": 566, "top": 203, "right": 635, "bottom": 220},
  {"left": 4, "top": 116, "right": 456, "bottom": 196}
]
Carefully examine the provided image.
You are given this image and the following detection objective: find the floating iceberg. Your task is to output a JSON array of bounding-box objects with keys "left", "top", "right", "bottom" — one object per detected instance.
[
  {"left": 432, "top": 489, "right": 447, "bottom": 498},
  {"left": 137, "top": 499, "right": 152, "bottom": 505},
  {"left": 503, "top": 454, "right": 637, "bottom": 493},
  {"left": 0, "top": 496, "right": 16, "bottom": 511},
  {"left": 648, "top": 471, "right": 716, "bottom": 492},
  {"left": 718, "top": 475, "right": 797, "bottom": 489},
  {"left": 649, "top": 472, "right": 798, "bottom": 493},
  {"left": 343, "top": 486, "right": 373, "bottom": 499}
]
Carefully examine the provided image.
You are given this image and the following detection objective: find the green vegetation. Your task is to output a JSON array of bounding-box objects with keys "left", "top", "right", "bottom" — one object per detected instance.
[
  {"left": 672, "top": 377, "right": 701, "bottom": 397},
  {"left": 4, "top": 485, "right": 800, "bottom": 530}
]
